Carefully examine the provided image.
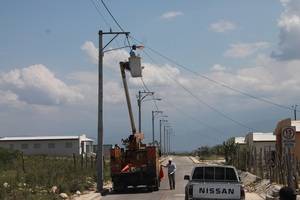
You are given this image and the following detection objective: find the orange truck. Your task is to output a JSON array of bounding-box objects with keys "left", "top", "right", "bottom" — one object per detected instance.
[
  {"left": 110, "top": 57, "right": 161, "bottom": 191},
  {"left": 110, "top": 137, "right": 160, "bottom": 191}
]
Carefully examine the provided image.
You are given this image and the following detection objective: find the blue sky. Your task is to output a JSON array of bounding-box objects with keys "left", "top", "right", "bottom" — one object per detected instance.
[{"left": 1, "top": 0, "right": 300, "bottom": 151}]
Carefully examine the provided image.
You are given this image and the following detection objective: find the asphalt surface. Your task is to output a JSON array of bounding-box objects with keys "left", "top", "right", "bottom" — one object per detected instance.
[{"left": 101, "top": 156, "right": 263, "bottom": 200}]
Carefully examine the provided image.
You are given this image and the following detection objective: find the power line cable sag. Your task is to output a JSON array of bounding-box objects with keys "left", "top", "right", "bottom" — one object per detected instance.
[
  {"left": 130, "top": 36, "right": 297, "bottom": 113},
  {"left": 90, "top": 0, "right": 297, "bottom": 113},
  {"left": 138, "top": 70, "right": 226, "bottom": 139},
  {"left": 142, "top": 49, "right": 255, "bottom": 131},
  {"left": 90, "top": 1, "right": 254, "bottom": 131}
]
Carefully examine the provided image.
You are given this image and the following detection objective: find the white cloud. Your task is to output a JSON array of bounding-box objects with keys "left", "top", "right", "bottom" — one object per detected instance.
[
  {"left": 81, "top": 41, "right": 129, "bottom": 70},
  {"left": 209, "top": 20, "right": 236, "bottom": 33},
  {"left": 68, "top": 71, "right": 124, "bottom": 104},
  {"left": 0, "top": 64, "right": 83, "bottom": 106},
  {"left": 224, "top": 42, "right": 270, "bottom": 58},
  {"left": 271, "top": 0, "right": 300, "bottom": 60},
  {"left": 211, "top": 64, "right": 227, "bottom": 72},
  {"left": 160, "top": 11, "right": 183, "bottom": 20}
]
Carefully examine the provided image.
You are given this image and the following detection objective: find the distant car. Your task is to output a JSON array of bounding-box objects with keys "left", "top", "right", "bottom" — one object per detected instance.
[{"left": 184, "top": 165, "right": 245, "bottom": 200}]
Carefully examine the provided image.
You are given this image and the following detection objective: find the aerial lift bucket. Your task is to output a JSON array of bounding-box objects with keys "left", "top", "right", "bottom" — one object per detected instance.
[{"left": 129, "top": 55, "right": 142, "bottom": 78}]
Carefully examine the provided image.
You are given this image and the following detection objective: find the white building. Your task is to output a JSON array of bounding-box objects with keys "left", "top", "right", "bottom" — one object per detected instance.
[{"left": 0, "top": 134, "right": 93, "bottom": 156}]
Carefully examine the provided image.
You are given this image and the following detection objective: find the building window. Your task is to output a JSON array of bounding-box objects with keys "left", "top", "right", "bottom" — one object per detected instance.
[
  {"left": 9, "top": 144, "right": 14, "bottom": 149},
  {"left": 34, "top": 143, "right": 41, "bottom": 149},
  {"left": 65, "top": 142, "right": 73, "bottom": 148},
  {"left": 21, "top": 144, "right": 28, "bottom": 149},
  {"left": 48, "top": 143, "right": 55, "bottom": 149}
]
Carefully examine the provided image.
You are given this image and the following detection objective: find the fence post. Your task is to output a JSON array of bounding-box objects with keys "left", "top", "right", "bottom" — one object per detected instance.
[
  {"left": 259, "top": 148, "right": 263, "bottom": 179},
  {"left": 254, "top": 148, "right": 257, "bottom": 175},
  {"left": 81, "top": 154, "right": 84, "bottom": 169},
  {"left": 91, "top": 156, "right": 94, "bottom": 168},
  {"left": 21, "top": 152, "right": 25, "bottom": 173},
  {"left": 85, "top": 155, "right": 88, "bottom": 169},
  {"left": 73, "top": 153, "right": 76, "bottom": 169}
]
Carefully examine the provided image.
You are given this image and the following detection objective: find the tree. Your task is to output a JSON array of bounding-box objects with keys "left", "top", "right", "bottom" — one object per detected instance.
[{"left": 223, "top": 138, "right": 238, "bottom": 165}]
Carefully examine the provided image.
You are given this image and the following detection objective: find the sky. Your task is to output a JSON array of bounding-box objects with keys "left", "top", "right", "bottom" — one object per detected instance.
[{"left": 1, "top": 0, "right": 300, "bottom": 151}]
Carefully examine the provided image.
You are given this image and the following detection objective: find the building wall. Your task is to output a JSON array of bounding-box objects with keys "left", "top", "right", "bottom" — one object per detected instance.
[{"left": 0, "top": 139, "right": 80, "bottom": 156}]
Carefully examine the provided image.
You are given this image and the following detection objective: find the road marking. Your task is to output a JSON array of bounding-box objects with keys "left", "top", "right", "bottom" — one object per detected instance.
[{"left": 174, "top": 194, "right": 185, "bottom": 197}]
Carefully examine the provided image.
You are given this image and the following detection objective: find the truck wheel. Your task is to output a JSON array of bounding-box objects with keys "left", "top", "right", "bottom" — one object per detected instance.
[
  {"left": 185, "top": 193, "right": 188, "bottom": 200},
  {"left": 153, "top": 178, "right": 159, "bottom": 191}
]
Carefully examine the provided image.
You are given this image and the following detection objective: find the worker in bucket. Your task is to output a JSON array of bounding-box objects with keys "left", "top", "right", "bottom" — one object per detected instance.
[{"left": 162, "top": 157, "right": 176, "bottom": 190}]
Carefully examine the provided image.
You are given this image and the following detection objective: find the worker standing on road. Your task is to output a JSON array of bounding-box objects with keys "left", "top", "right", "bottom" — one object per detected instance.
[{"left": 162, "top": 157, "right": 176, "bottom": 190}]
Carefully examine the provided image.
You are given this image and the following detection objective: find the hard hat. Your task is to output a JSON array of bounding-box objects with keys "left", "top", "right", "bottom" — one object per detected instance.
[{"left": 169, "top": 157, "right": 173, "bottom": 161}]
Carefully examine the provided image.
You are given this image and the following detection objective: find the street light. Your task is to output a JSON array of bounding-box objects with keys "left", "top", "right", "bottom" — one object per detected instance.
[
  {"left": 163, "top": 125, "right": 171, "bottom": 155},
  {"left": 159, "top": 116, "right": 168, "bottom": 152},
  {"left": 152, "top": 110, "right": 163, "bottom": 145},
  {"left": 137, "top": 91, "right": 161, "bottom": 133}
]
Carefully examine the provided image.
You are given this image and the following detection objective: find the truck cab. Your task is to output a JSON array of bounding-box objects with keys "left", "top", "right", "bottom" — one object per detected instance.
[{"left": 184, "top": 165, "right": 245, "bottom": 200}]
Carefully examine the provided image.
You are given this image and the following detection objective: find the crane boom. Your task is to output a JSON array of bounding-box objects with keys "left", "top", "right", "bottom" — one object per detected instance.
[{"left": 120, "top": 61, "right": 137, "bottom": 134}]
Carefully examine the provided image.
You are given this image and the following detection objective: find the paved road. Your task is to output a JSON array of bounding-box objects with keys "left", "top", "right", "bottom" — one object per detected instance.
[
  {"left": 100, "top": 156, "right": 263, "bottom": 200},
  {"left": 102, "top": 156, "right": 193, "bottom": 200}
]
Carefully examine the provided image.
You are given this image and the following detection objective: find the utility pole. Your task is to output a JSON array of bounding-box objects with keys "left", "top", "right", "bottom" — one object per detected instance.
[
  {"left": 163, "top": 125, "right": 170, "bottom": 155},
  {"left": 152, "top": 110, "right": 163, "bottom": 145},
  {"left": 97, "top": 30, "right": 129, "bottom": 193},
  {"left": 159, "top": 118, "right": 168, "bottom": 152},
  {"left": 137, "top": 91, "right": 154, "bottom": 133},
  {"left": 293, "top": 105, "right": 298, "bottom": 120}
]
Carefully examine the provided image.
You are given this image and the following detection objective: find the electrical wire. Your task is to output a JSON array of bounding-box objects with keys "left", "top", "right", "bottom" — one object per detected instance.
[
  {"left": 142, "top": 49, "right": 255, "bottom": 131},
  {"left": 130, "top": 36, "right": 297, "bottom": 113},
  {"left": 90, "top": 0, "right": 111, "bottom": 29},
  {"left": 90, "top": 1, "right": 255, "bottom": 131},
  {"left": 100, "top": 0, "right": 131, "bottom": 49},
  {"left": 140, "top": 77, "right": 160, "bottom": 111}
]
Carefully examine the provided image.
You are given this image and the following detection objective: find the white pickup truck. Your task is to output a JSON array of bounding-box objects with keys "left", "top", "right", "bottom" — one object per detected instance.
[{"left": 184, "top": 165, "right": 245, "bottom": 200}]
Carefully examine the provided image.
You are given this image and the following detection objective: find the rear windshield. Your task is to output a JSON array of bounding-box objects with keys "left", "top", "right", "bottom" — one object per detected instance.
[{"left": 192, "top": 166, "right": 238, "bottom": 182}]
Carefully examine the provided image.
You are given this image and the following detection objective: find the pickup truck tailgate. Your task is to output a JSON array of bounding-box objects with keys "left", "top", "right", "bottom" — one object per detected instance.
[{"left": 192, "top": 183, "right": 241, "bottom": 199}]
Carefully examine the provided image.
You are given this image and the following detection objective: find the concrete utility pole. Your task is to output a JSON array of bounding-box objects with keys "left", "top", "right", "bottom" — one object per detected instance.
[
  {"left": 293, "top": 104, "right": 298, "bottom": 120},
  {"left": 163, "top": 125, "right": 171, "bottom": 155},
  {"left": 97, "top": 30, "right": 129, "bottom": 193},
  {"left": 159, "top": 118, "right": 168, "bottom": 152},
  {"left": 152, "top": 110, "right": 163, "bottom": 145},
  {"left": 137, "top": 91, "right": 154, "bottom": 133}
]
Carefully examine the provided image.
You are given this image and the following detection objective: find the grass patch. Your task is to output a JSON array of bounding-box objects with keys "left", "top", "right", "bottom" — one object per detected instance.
[{"left": 0, "top": 148, "right": 110, "bottom": 200}]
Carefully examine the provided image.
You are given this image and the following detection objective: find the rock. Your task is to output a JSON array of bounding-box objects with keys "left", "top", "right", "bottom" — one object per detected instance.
[
  {"left": 76, "top": 190, "right": 81, "bottom": 196},
  {"left": 51, "top": 185, "right": 58, "bottom": 193},
  {"left": 59, "top": 193, "right": 68, "bottom": 199},
  {"left": 3, "top": 182, "right": 9, "bottom": 188}
]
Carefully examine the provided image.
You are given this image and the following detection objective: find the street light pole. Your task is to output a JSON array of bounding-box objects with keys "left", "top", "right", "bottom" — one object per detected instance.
[
  {"left": 159, "top": 118, "right": 168, "bottom": 152},
  {"left": 97, "top": 30, "right": 103, "bottom": 192},
  {"left": 152, "top": 110, "right": 163, "bottom": 145},
  {"left": 97, "top": 30, "right": 130, "bottom": 193},
  {"left": 137, "top": 91, "right": 154, "bottom": 133}
]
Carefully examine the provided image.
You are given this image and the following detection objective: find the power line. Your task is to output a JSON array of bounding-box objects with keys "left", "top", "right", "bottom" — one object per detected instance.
[
  {"left": 100, "top": 0, "right": 125, "bottom": 32},
  {"left": 130, "top": 36, "right": 297, "bottom": 113},
  {"left": 142, "top": 49, "right": 255, "bottom": 131},
  {"left": 90, "top": 0, "right": 111, "bottom": 29},
  {"left": 90, "top": 1, "right": 253, "bottom": 131},
  {"left": 99, "top": 0, "right": 131, "bottom": 48},
  {"left": 140, "top": 77, "right": 160, "bottom": 111}
]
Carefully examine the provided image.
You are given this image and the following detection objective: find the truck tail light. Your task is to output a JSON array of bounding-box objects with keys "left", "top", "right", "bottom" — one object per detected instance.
[{"left": 188, "top": 185, "right": 193, "bottom": 197}]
